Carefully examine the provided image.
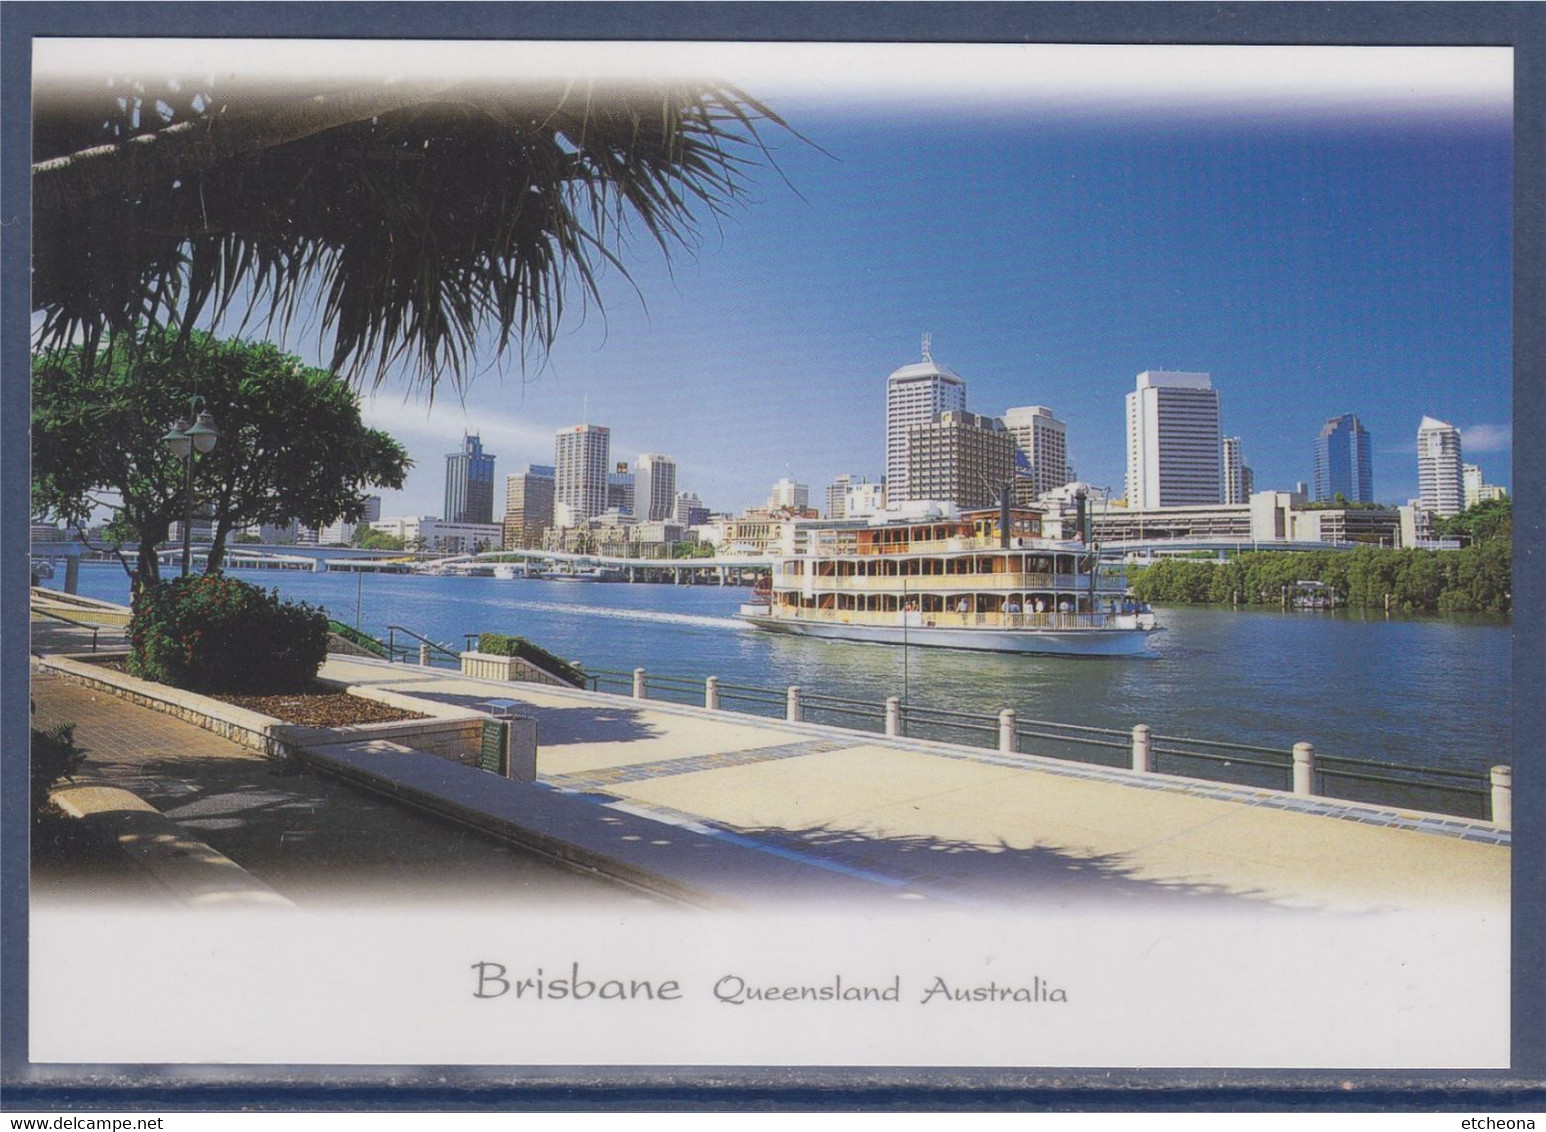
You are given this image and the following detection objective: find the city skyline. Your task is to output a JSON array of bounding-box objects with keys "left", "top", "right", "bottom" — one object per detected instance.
[{"left": 197, "top": 42, "right": 1505, "bottom": 519}]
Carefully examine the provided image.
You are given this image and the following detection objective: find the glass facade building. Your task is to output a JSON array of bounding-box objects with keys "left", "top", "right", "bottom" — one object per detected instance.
[{"left": 1312, "top": 413, "right": 1374, "bottom": 503}]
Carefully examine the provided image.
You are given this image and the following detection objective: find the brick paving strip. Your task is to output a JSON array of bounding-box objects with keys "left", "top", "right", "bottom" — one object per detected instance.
[{"left": 545, "top": 738, "right": 857, "bottom": 791}]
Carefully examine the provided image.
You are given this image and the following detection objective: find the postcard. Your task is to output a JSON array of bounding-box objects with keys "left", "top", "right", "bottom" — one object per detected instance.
[{"left": 11, "top": 19, "right": 1528, "bottom": 1100}]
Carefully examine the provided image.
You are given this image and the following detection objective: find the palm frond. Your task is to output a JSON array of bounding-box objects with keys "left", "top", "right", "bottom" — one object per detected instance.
[{"left": 32, "top": 77, "right": 801, "bottom": 395}]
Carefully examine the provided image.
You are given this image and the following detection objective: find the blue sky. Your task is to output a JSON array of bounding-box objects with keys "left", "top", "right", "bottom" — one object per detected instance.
[
  {"left": 340, "top": 44, "right": 1512, "bottom": 518},
  {"left": 41, "top": 40, "right": 1510, "bottom": 518}
]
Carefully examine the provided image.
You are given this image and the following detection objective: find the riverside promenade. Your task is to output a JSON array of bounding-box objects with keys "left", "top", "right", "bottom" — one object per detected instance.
[
  {"left": 306, "top": 654, "right": 1508, "bottom": 913},
  {"left": 29, "top": 607, "right": 1508, "bottom": 913}
]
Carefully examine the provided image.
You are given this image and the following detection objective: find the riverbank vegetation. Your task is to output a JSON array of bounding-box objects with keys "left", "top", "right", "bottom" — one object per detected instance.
[{"left": 1127, "top": 542, "right": 1511, "bottom": 614}]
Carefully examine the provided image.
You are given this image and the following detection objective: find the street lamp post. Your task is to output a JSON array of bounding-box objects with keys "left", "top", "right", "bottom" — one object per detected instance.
[{"left": 161, "top": 401, "right": 219, "bottom": 577}]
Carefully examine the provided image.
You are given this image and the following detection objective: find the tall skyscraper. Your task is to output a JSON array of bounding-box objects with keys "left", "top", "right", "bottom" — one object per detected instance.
[
  {"left": 503, "top": 464, "right": 555, "bottom": 549},
  {"left": 1001, "top": 405, "right": 1069, "bottom": 503},
  {"left": 444, "top": 433, "right": 496, "bottom": 524},
  {"left": 906, "top": 410, "right": 1014, "bottom": 510},
  {"left": 1417, "top": 416, "right": 1464, "bottom": 517},
  {"left": 886, "top": 337, "right": 967, "bottom": 505},
  {"left": 1125, "top": 371, "right": 1222, "bottom": 508},
  {"left": 1222, "top": 436, "right": 1247, "bottom": 505},
  {"left": 634, "top": 453, "right": 678, "bottom": 522},
  {"left": 554, "top": 424, "right": 610, "bottom": 523},
  {"left": 1313, "top": 413, "right": 1374, "bottom": 503}
]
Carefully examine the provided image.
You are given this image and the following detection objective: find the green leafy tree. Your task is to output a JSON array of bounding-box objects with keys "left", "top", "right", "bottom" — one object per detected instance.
[
  {"left": 352, "top": 527, "right": 405, "bottom": 552},
  {"left": 32, "top": 329, "right": 410, "bottom": 589},
  {"left": 1435, "top": 498, "right": 1512, "bottom": 545},
  {"left": 1130, "top": 545, "right": 1509, "bottom": 614},
  {"left": 32, "top": 73, "right": 796, "bottom": 395}
]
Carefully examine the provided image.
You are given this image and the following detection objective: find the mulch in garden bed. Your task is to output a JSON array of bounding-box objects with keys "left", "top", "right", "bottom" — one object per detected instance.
[
  {"left": 85, "top": 657, "right": 427, "bottom": 727},
  {"left": 207, "top": 690, "right": 428, "bottom": 727}
]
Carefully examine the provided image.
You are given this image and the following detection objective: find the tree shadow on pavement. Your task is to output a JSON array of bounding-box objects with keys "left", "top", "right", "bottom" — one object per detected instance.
[{"left": 732, "top": 822, "right": 1301, "bottom": 911}]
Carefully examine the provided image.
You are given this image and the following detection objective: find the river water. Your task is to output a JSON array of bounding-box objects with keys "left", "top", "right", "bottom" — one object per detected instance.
[{"left": 56, "top": 562, "right": 1512, "bottom": 789}]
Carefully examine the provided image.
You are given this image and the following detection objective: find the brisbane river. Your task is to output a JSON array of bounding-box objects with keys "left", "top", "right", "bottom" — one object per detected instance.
[{"left": 58, "top": 560, "right": 1512, "bottom": 786}]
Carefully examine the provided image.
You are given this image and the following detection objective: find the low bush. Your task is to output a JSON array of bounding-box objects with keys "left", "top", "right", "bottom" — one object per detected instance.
[
  {"left": 32, "top": 722, "right": 83, "bottom": 816},
  {"left": 327, "top": 619, "right": 388, "bottom": 657},
  {"left": 129, "top": 574, "right": 329, "bottom": 693},
  {"left": 477, "top": 632, "right": 586, "bottom": 687}
]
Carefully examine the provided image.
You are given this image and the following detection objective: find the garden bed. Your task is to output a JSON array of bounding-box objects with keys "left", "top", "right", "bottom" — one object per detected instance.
[
  {"left": 85, "top": 656, "right": 426, "bottom": 727},
  {"left": 43, "top": 652, "right": 483, "bottom": 761}
]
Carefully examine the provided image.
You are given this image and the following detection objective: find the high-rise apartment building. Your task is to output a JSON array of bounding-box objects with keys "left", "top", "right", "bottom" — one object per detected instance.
[
  {"left": 885, "top": 338, "right": 967, "bottom": 505},
  {"left": 905, "top": 410, "right": 1015, "bottom": 510},
  {"left": 768, "top": 477, "right": 810, "bottom": 512},
  {"left": 1221, "top": 436, "right": 1247, "bottom": 505},
  {"left": 502, "top": 464, "right": 555, "bottom": 549},
  {"left": 444, "top": 433, "right": 496, "bottom": 524},
  {"left": 1417, "top": 417, "right": 1464, "bottom": 517},
  {"left": 554, "top": 424, "right": 611, "bottom": 523},
  {"left": 1313, "top": 413, "right": 1374, "bottom": 503},
  {"left": 1001, "top": 405, "right": 1069, "bottom": 503},
  {"left": 1125, "top": 371, "right": 1222, "bottom": 508},
  {"left": 634, "top": 453, "right": 678, "bottom": 522},
  {"left": 607, "top": 462, "right": 636, "bottom": 516}
]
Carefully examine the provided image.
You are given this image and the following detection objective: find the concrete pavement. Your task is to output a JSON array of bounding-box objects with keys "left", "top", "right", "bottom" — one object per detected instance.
[
  {"left": 310, "top": 653, "right": 1509, "bottom": 913},
  {"left": 28, "top": 596, "right": 1507, "bottom": 913}
]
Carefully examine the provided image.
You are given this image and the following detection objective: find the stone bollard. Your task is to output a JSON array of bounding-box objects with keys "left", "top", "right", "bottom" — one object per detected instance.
[
  {"left": 633, "top": 667, "right": 647, "bottom": 700},
  {"left": 998, "top": 709, "right": 1017, "bottom": 753},
  {"left": 885, "top": 696, "right": 902, "bottom": 737},
  {"left": 419, "top": 643, "right": 431, "bottom": 666},
  {"left": 1491, "top": 765, "right": 1512, "bottom": 830},
  {"left": 1293, "top": 742, "right": 1316, "bottom": 796},
  {"left": 705, "top": 676, "right": 720, "bottom": 711},
  {"left": 787, "top": 685, "right": 803, "bottom": 723},
  {"left": 1131, "top": 724, "right": 1152, "bottom": 773}
]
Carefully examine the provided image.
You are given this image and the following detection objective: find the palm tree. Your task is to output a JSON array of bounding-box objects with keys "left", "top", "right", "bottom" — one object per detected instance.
[{"left": 32, "top": 73, "right": 795, "bottom": 396}]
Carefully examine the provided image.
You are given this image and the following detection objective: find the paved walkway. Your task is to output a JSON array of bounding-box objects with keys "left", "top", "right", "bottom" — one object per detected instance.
[
  {"left": 28, "top": 608, "right": 1509, "bottom": 914},
  {"left": 309, "top": 655, "right": 1509, "bottom": 914},
  {"left": 29, "top": 664, "right": 652, "bottom": 908}
]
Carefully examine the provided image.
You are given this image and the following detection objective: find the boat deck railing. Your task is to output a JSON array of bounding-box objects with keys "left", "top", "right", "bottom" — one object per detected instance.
[
  {"left": 775, "top": 571, "right": 1127, "bottom": 593},
  {"left": 579, "top": 666, "right": 1498, "bottom": 822},
  {"left": 756, "top": 608, "right": 1137, "bottom": 631}
]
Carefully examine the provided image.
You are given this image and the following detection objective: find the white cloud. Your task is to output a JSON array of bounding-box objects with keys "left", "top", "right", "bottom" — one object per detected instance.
[
  {"left": 1461, "top": 423, "right": 1513, "bottom": 453},
  {"left": 360, "top": 395, "right": 559, "bottom": 462}
]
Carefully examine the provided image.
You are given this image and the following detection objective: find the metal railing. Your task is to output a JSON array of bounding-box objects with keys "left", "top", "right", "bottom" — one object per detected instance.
[
  {"left": 30, "top": 606, "right": 104, "bottom": 652},
  {"left": 577, "top": 666, "right": 1501, "bottom": 823},
  {"left": 383, "top": 624, "right": 462, "bottom": 668}
]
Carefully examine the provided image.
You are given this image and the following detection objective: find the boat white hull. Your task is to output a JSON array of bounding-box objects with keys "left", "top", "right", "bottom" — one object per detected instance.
[{"left": 739, "top": 614, "right": 1154, "bottom": 656}]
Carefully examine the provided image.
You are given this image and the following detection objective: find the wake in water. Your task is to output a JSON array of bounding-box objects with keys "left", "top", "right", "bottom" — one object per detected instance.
[{"left": 500, "top": 599, "right": 747, "bottom": 631}]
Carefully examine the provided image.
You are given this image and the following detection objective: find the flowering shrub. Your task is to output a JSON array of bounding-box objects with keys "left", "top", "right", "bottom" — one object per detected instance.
[{"left": 128, "top": 574, "right": 329, "bottom": 693}]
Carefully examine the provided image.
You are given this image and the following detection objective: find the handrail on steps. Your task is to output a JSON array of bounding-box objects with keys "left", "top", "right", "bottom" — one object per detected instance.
[{"left": 384, "top": 624, "right": 460, "bottom": 666}]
